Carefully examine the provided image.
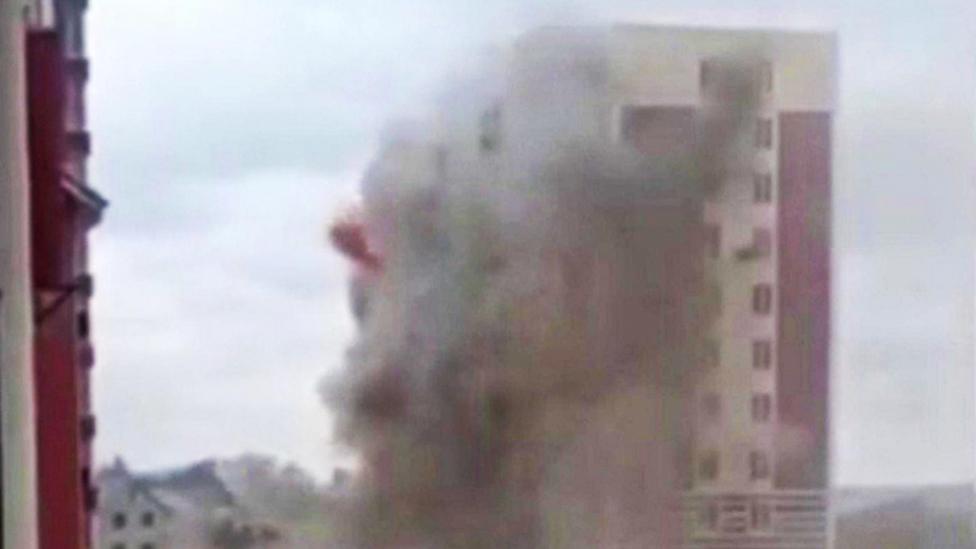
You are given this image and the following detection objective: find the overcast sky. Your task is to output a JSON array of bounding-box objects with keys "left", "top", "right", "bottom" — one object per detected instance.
[{"left": 88, "top": 0, "right": 975, "bottom": 485}]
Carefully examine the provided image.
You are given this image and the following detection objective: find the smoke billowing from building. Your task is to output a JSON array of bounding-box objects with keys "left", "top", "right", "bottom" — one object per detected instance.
[{"left": 324, "top": 25, "right": 832, "bottom": 549}]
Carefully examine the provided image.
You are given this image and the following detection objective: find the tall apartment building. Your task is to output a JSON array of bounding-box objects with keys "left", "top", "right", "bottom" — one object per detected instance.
[
  {"left": 501, "top": 26, "right": 836, "bottom": 549},
  {"left": 2, "top": 1, "right": 104, "bottom": 547},
  {"left": 26, "top": 0, "right": 106, "bottom": 548}
]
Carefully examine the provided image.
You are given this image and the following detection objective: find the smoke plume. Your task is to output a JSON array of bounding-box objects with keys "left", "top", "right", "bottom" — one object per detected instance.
[{"left": 323, "top": 27, "right": 763, "bottom": 549}]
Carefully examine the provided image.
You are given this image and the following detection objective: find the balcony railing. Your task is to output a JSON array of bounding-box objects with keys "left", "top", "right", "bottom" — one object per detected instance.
[{"left": 680, "top": 490, "right": 829, "bottom": 549}]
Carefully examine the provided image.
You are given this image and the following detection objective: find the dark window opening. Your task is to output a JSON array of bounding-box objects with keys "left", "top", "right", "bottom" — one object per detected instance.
[
  {"left": 752, "top": 393, "right": 772, "bottom": 422},
  {"left": 752, "top": 340, "right": 772, "bottom": 370},
  {"left": 82, "top": 467, "right": 97, "bottom": 510},
  {"left": 754, "top": 173, "right": 773, "bottom": 203},
  {"left": 753, "top": 228, "right": 772, "bottom": 257},
  {"left": 752, "top": 284, "right": 773, "bottom": 314},
  {"left": 112, "top": 511, "right": 127, "bottom": 530},
  {"left": 81, "top": 413, "right": 96, "bottom": 440},
  {"left": 77, "top": 309, "right": 90, "bottom": 339},
  {"left": 141, "top": 511, "right": 155, "bottom": 527},
  {"left": 755, "top": 118, "right": 773, "bottom": 149},
  {"left": 750, "top": 450, "right": 770, "bottom": 480}
]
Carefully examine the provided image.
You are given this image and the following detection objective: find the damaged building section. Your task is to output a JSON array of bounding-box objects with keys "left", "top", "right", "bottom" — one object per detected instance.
[{"left": 326, "top": 25, "right": 835, "bottom": 549}]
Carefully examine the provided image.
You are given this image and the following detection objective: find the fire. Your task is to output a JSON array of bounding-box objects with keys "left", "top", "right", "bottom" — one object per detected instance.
[{"left": 329, "top": 207, "right": 382, "bottom": 272}]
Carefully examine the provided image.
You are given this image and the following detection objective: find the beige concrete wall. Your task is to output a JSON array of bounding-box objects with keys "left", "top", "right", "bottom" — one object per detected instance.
[
  {"left": 0, "top": 0, "right": 40, "bottom": 547},
  {"left": 604, "top": 26, "right": 833, "bottom": 494},
  {"left": 609, "top": 25, "right": 836, "bottom": 112}
]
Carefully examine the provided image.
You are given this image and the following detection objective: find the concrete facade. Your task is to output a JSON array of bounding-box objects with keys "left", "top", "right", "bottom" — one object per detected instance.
[
  {"left": 0, "top": 1, "right": 41, "bottom": 547},
  {"left": 614, "top": 27, "right": 834, "bottom": 549},
  {"left": 503, "top": 25, "right": 836, "bottom": 549},
  {"left": 19, "top": 0, "right": 106, "bottom": 547}
]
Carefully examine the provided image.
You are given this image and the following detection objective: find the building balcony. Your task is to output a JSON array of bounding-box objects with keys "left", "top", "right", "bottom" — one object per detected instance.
[
  {"left": 79, "top": 341, "right": 95, "bottom": 369},
  {"left": 65, "top": 55, "right": 89, "bottom": 83},
  {"left": 681, "top": 490, "right": 828, "bottom": 547},
  {"left": 80, "top": 413, "right": 96, "bottom": 441},
  {"left": 83, "top": 484, "right": 98, "bottom": 512},
  {"left": 61, "top": 171, "right": 107, "bottom": 226},
  {"left": 66, "top": 129, "right": 91, "bottom": 156}
]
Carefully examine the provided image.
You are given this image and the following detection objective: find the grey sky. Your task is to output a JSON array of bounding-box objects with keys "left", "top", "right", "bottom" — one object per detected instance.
[{"left": 89, "top": 0, "right": 975, "bottom": 484}]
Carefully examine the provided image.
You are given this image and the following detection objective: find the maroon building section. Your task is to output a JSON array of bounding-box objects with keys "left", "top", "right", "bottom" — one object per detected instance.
[
  {"left": 27, "top": 24, "right": 104, "bottom": 549},
  {"left": 775, "top": 112, "right": 831, "bottom": 489}
]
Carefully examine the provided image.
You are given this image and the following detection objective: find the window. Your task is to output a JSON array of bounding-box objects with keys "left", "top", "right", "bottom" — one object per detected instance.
[
  {"left": 754, "top": 173, "right": 773, "bottom": 203},
  {"left": 755, "top": 118, "right": 772, "bottom": 149},
  {"left": 81, "top": 414, "right": 96, "bottom": 441},
  {"left": 751, "top": 500, "right": 771, "bottom": 530},
  {"left": 699, "top": 450, "right": 719, "bottom": 481},
  {"left": 112, "top": 512, "right": 127, "bottom": 530},
  {"left": 141, "top": 511, "right": 155, "bottom": 528},
  {"left": 77, "top": 310, "right": 90, "bottom": 339},
  {"left": 705, "top": 224, "right": 721, "bottom": 258},
  {"left": 752, "top": 284, "right": 773, "bottom": 315},
  {"left": 753, "top": 228, "right": 772, "bottom": 257},
  {"left": 752, "top": 340, "right": 772, "bottom": 370},
  {"left": 111, "top": 544, "right": 126, "bottom": 549},
  {"left": 750, "top": 450, "right": 770, "bottom": 480},
  {"left": 82, "top": 467, "right": 97, "bottom": 511},
  {"left": 141, "top": 544, "right": 156, "bottom": 549},
  {"left": 752, "top": 393, "right": 772, "bottom": 423},
  {"left": 702, "top": 393, "right": 721, "bottom": 421}
]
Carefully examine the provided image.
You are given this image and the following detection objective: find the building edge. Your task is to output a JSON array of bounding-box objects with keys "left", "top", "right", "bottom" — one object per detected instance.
[{"left": 0, "top": 0, "right": 41, "bottom": 547}]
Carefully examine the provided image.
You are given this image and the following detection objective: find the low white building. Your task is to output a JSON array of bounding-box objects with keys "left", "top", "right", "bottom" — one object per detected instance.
[{"left": 96, "top": 458, "right": 275, "bottom": 549}]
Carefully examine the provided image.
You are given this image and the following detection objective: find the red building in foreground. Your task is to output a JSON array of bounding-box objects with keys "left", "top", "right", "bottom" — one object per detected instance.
[{"left": 26, "top": 0, "right": 105, "bottom": 547}]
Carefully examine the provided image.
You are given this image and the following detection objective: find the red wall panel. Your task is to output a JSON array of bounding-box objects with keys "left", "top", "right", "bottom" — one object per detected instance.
[
  {"left": 27, "top": 31, "right": 71, "bottom": 288},
  {"left": 27, "top": 29, "right": 87, "bottom": 549},
  {"left": 775, "top": 112, "right": 832, "bottom": 489}
]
